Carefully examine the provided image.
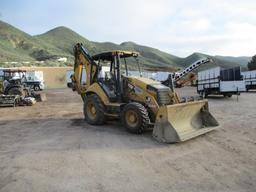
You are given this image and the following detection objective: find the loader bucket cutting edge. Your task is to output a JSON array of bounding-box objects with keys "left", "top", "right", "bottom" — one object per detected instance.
[{"left": 152, "top": 100, "right": 219, "bottom": 143}]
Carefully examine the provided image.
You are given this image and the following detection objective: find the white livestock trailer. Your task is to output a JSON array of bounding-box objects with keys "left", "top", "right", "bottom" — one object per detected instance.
[
  {"left": 241, "top": 70, "right": 256, "bottom": 91},
  {"left": 197, "top": 67, "right": 246, "bottom": 98}
]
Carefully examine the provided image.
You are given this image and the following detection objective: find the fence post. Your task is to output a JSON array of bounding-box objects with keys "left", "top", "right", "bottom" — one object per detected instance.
[{"left": 237, "top": 87, "right": 239, "bottom": 102}]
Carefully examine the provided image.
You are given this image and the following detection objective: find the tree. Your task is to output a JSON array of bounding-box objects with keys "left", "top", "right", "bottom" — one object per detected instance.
[{"left": 248, "top": 55, "right": 256, "bottom": 70}]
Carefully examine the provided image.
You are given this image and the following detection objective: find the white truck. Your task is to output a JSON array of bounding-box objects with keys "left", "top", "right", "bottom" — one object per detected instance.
[
  {"left": 241, "top": 70, "right": 256, "bottom": 91},
  {"left": 197, "top": 67, "right": 246, "bottom": 98},
  {"left": 25, "top": 71, "right": 45, "bottom": 91},
  {"left": 66, "top": 69, "right": 73, "bottom": 88}
]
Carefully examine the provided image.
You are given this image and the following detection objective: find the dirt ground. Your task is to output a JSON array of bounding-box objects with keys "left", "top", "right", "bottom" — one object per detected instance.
[{"left": 0, "top": 88, "right": 256, "bottom": 192}]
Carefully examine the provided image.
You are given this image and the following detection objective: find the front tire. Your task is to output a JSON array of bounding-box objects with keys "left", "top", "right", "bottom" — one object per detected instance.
[
  {"left": 121, "top": 102, "right": 150, "bottom": 134},
  {"left": 84, "top": 94, "right": 105, "bottom": 125}
]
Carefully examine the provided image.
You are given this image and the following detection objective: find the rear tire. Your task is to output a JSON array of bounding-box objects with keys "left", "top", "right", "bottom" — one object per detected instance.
[
  {"left": 121, "top": 102, "right": 150, "bottom": 134},
  {"left": 84, "top": 94, "right": 105, "bottom": 125}
]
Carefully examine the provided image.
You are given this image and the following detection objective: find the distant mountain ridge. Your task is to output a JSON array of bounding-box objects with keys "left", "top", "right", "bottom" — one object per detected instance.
[{"left": 0, "top": 20, "right": 251, "bottom": 71}]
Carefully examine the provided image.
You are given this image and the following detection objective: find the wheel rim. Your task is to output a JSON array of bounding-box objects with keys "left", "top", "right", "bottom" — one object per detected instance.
[
  {"left": 86, "top": 102, "right": 97, "bottom": 120},
  {"left": 125, "top": 110, "right": 139, "bottom": 128}
]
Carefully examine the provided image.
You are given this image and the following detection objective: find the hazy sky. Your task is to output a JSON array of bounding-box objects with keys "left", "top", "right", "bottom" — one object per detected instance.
[{"left": 0, "top": 0, "right": 255, "bottom": 57}]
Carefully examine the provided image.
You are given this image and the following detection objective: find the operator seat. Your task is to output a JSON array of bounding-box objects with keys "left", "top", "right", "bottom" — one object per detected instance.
[{"left": 98, "top": 71, "right": 117, "bottom": 102}]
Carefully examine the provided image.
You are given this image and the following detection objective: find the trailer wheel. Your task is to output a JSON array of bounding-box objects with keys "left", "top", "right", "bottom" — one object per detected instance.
[{"left": 223, "top": 93, "right": 232, "bottom": 98}]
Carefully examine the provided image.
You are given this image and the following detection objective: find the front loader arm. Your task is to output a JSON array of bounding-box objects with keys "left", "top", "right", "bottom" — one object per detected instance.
[{"left": 72, "top": 43, "right": 98, "bottom": 95}]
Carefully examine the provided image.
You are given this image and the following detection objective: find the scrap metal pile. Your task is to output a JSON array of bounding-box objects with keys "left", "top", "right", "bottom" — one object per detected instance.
[{"left": 0, "top": 95, "right": 37, "bottom": 107}]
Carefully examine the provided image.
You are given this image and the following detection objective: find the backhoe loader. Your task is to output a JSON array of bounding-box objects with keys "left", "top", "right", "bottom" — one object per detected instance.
[{"left": 71, "top": 43, "right": 219, "bottom": 143}]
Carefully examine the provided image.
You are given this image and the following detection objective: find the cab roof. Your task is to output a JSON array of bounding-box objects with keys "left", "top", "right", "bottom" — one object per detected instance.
[{"left": 92, "top": 50, "right": 139, "bottom": 61}]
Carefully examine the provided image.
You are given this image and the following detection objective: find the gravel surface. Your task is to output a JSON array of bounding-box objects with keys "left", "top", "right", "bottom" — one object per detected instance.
[{"left": 0, "top": 88, "right": 256, "bottom": 192}]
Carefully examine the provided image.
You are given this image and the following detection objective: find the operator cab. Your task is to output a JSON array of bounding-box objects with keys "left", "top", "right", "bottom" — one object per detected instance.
[
  {"left": 2, "top": 69, "right": 27, "bottom": 86},
  {"left": 92, "top": 51, "right": 141, "bottom": 102}
]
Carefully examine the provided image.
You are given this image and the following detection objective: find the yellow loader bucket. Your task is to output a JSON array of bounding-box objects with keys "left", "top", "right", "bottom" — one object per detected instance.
[{"left": 153, "top": 100, "right": 219, "bottom": 143}]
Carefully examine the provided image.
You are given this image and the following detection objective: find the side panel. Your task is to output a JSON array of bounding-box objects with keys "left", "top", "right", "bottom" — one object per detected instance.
[
  {"left": 220, "top": 67, "right": 242, "bottom": 81},
  {"left": 242, "top": 70, "right": 256, "bottom": 88},
  {"left": 220, "top": 80, "right": 246, "bottom": 92},
  {"left": 197, "top": 67, "right": 220, "bottom": 91},
  {"left": 245, "top": 80, "right": 256, "bottom": 86}
]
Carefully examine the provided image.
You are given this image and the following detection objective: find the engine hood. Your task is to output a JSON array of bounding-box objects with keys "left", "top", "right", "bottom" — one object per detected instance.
[{"left": 125, "top": 76, "right": 159, "bottom": 88}]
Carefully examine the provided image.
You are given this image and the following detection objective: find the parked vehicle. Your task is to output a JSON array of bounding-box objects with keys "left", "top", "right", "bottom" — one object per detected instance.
[
  {"left": 25, "top": 71, "right": 45, "bottom": 91},
  {"left": 66, "top": 69, "right": 73, "bottom": 88},
  {"left": 70, "top": 43, "right": 219, "bottom": 143},
  {"left": 24, "top": 81, "right": 45, "bottom": 91},
  {"left": 241, "top": 70, "right": 256, "bottom": 91},
  {"left": 26, "top": 71, "right": 44, "bottom": 82},
  {"left": 197, "top": 67, "right": 246, "bottom": 98}
]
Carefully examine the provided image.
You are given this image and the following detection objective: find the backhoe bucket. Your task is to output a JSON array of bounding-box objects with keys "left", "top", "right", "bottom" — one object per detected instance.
[{"left": 153, "top": 100, "right": 219, "bottom": 143}]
